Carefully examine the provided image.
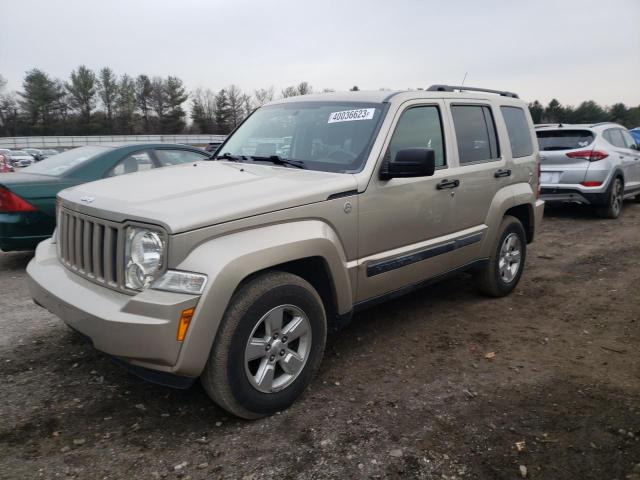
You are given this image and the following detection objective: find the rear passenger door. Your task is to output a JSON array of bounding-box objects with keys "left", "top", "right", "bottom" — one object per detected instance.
[{"left": 443, "top": 102, "right": 509, "bottom": 261}]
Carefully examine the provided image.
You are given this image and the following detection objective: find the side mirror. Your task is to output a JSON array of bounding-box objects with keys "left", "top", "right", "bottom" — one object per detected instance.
[{"left": 380, "top": 148, "right": 436, "bottom": 180}]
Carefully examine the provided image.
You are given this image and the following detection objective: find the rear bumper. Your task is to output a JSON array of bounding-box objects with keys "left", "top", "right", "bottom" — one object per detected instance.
[
  {"left": 540, "top": 186, "right": 608, "bottom": 205},
  {"left": 27, "top": 239, "right": 200, "bottom": 376}
]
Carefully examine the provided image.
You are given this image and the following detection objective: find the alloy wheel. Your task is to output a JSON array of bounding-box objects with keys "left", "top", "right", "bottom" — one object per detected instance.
[
  {"left": 244, "top": 304, "right": 312, "bottom": 393},
  {"left": 498, "top": 233, "right": 522, "bottom": 283}
]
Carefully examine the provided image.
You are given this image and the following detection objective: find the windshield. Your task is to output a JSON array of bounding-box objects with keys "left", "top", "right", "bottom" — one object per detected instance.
[
  {"left": 10, "top": 150, "right": 29, "bottom": 155},
  {"left": 22, "top": 146, "right": 108, "bottom": 176},
  {"left": 536, "top": 130, "right": 594, "bottom": 151},
  {"left": 217, "top": 101, "right": 387, "bottom": 173}
]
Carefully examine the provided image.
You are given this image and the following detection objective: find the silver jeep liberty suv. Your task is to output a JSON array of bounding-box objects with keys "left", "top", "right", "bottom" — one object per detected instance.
[{"left": 28, "top": 85, "right": 544, "bottom": 418}]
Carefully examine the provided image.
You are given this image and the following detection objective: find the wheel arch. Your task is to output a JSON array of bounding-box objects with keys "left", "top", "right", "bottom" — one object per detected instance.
[{"left": 170, "top": 220, "right": 353, "bottom": 377}]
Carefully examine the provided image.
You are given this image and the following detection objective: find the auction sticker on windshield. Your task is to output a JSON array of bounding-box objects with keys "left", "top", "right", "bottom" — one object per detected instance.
[{"left": 328, "top": 108, "right": 375, "bottom": 123}]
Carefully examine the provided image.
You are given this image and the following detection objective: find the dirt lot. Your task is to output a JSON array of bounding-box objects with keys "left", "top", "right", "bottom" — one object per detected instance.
[{"left": 1, "top": 203, "right": 639, "bottom": 480}]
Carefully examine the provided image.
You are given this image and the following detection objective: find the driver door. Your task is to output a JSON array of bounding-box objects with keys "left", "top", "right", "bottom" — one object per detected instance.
[{"left": 356, "top": 101, "right": 458, "bottom": 302}]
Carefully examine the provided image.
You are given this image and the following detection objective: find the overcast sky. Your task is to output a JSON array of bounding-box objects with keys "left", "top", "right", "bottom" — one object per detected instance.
[{"left": 1, "top": 0, "right": 639, "bottom": 106}]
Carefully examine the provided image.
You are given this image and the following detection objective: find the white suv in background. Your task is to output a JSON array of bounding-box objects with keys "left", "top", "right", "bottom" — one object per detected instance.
[{"left": 536, "top": 123, "right": 640, "bottom": 218}]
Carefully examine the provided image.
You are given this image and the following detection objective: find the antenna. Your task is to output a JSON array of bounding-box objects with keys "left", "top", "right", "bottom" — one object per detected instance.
[{"left": 461, "top": 72, "right": 468, "bottom": 87}]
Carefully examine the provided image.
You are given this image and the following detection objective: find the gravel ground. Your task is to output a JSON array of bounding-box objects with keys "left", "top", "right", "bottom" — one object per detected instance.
[{"left": 1, "top": 202, "right": 639, "bottom": 480}]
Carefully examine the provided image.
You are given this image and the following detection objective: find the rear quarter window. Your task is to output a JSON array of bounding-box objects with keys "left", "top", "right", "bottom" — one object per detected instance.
[
  {"left": 536, "top": 130, "right": 594, "bottom": 151},
  {"left": 500, "top": 107, "right": 533, "bottom": 158},
  {"left": 603, "top": 129, "right": 627, "bottom": 148}
]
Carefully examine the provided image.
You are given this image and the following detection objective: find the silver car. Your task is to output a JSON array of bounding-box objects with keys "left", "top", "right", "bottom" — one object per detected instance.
[{"left": 537, "top": 123, "right": 640, "bottom": 218}]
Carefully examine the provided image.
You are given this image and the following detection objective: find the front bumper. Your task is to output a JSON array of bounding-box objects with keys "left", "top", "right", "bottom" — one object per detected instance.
[{"left": 27, "top": 239, "right": 200, "bottom": 376}]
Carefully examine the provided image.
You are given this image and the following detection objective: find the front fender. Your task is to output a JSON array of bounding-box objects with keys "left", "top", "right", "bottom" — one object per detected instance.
[{"left": 171, "top": 220, "right": 352, "bottom": 376}]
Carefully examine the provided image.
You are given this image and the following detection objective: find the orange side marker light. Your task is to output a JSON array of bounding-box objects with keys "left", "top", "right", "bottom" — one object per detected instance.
[{"left": 177, "top": 307, "right": 195, "bottom": 341}]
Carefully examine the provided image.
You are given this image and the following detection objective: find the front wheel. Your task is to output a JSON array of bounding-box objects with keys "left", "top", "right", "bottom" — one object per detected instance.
[
  {"left": 201, "top": 271, "right": 327, "bottom": 419},
  {"left": 475, "top": 215, "right": 527, "bottom": 297}
]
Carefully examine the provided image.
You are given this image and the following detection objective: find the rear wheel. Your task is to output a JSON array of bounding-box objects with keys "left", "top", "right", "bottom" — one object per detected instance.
[
  {"left": 476, "top": 215, "right": 527, "bottom": 297},
  {"left": 201, "top": 271, "right": 327, "bottom": 419},
  {"left": 596, "top": 177, "right": 623, "bottom": 219}
]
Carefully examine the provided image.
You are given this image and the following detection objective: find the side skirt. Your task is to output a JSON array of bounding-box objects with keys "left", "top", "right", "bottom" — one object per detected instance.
[{"left": 332, "top": 258, "right": 489, "bottom": 331}]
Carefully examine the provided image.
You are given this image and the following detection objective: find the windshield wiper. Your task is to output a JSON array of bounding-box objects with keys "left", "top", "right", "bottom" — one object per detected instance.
[
  {"left": 214, "top": 152, "right": 247, "bottom": 162},
  {"left": 249, "top": 155, "right": 306, "bottom": 169}
]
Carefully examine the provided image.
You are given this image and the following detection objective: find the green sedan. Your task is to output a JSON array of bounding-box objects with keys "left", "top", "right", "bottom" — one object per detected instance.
[{"left": 0, "top": 143, "right": 210, "bottom": 251}]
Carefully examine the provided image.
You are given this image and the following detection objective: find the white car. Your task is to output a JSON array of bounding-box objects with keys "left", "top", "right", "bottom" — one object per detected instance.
[{"left": 6, "top": 150, "right": 35, "bottom": 168}]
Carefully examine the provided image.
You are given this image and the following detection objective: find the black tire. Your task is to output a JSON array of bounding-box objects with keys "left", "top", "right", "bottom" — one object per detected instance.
[
  {"left": 475, "top": 215, "right": 527, "bottom": 298},
  {"left": 596, "top": 177, "right": 624, "bottom": 219},
  {"left": 201, "top": 271, "right": 327, "bottom": 419}
]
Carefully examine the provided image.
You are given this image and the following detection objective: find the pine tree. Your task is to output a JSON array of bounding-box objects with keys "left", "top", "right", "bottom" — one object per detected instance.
[
  {"left": 66, "top": 65, "right": 97, "bottom": 126},
  {"left": 18, "top": 68, "right": 64, "bottom": 134},
  {"left": 164, "top": 76, "right": 188, "bottom": 133},
  {"left": 214, "top": 89, "right": 230, "bottom": 133},
  {"left": 135, "top": 75, "right": 152, "bottom": 133},
  {"left": 97, "top": 67, "right": 118, "bottom": 129}
]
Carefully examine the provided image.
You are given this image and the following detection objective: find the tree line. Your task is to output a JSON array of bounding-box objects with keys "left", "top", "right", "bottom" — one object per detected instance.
[{"left": 0, "top": 67, "right": 638, "bottom": 137}]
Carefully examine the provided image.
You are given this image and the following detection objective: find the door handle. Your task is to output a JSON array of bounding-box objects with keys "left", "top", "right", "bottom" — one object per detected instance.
[
  {"left": 494, "top": 169, "right": 512, "bottom": 178},
  {"left": 437, "top": 179, "right": 460, "bottom": 189}
]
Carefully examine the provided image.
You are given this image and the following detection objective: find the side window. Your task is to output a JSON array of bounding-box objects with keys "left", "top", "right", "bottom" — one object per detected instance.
[
  {"left": 155, "top": 149, "right": 208, "bottom": 166},
  {"left": 604, "top": 129, "right": 626, "bottom": 148},
  {"left": 451, "top": 105, "right": 500, "bottom": 164},
  {"left": 500, "top": 106, "right": 533, "bottom": 158},
  {"left": 620, "top": 130, "right": 637, "bottom": 149},
  {"left": 387, "top": 106, "right": 446, "bottom": 168},
  {"left": 107, "top": 151, "right": 154, "bottom": 177}
]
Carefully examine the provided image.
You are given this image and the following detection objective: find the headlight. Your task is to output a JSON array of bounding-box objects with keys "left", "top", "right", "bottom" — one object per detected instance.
[
  {"left": 124, "top": 227, "right": 165, "bottom": 290},
  {"left": 151, "top": 270, "right": 207, "bottom": 295}
]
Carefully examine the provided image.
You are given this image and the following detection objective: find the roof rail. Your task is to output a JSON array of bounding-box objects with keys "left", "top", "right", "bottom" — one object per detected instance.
[
  {"left": 589, "top": 121, "right": 617, "bottom": 128},
  {"left": 427, "top": 84, "right": 519, "bottom": 99},
  {"left": 534, "top": 123, "right": 565, "bottom": 129}
]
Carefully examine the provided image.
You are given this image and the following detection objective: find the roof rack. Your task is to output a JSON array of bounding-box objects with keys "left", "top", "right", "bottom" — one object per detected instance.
[{"left": 427, "top": 84, "right": 519, "bottom": 99}]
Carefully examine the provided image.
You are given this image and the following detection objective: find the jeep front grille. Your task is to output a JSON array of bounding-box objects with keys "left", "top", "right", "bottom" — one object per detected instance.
[{"left": 58, "top": 208, "right": 125, "bottom": 290}]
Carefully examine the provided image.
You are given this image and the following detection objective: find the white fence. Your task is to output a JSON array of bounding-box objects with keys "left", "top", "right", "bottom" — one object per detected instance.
[{"left": 0, "top": 135, "right": 227, "bottom": 149}]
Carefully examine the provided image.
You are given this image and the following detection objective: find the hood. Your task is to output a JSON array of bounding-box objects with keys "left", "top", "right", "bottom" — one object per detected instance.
[{"left": 58, "top": 161, "right": 357, "bottom": 233}]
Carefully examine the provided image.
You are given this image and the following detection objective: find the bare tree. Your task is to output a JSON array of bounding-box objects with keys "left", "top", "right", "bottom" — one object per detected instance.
[
  {"left": 281, "top": 86, "right": 298, "bottom": 98},
  {"left": 254, "top": 87, "right": 274, "bottom": 106},
  {"left": 242, "top": 94, "right": 254, "bottom": 118},
  {"left": 296, "top": 82, "right": 312, "bottom": 95},
  {"left": 191, "top": 87, "right": 217, "bottom": 133}
]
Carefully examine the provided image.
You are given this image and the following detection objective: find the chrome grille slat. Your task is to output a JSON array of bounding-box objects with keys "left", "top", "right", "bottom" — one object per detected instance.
[
  {"left": 92, "top": 223, "right": 103, "bottom": 280},
  {"left": 74, "top": 218, "right": 82, "bottom": 269},
  {"left": 104, "top": 226, "right": 115, "bottom": 284},
  {"left": 82, "top": 220, "right": 92, "bottom": 274},
  {"left": 115, "top": 229, "right": 124, "bottom": 286}
]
